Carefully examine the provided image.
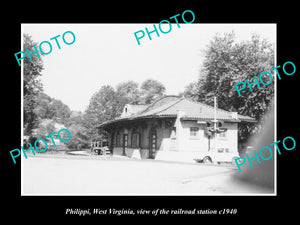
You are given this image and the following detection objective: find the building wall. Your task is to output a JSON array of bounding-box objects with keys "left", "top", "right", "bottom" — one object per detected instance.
[
  {"left": 110, "top": 118, "right": 238, "bottom": 162},
  {"left": 176, "top": 120, "right": 238, "bottom": 152},
  {"left": 155, "top": 120, "right": 239, "bottom": 163},
  {"left": 110, "top": 119, "right": 174, "bottom": 159},
  {"left": 177, "top": 121, "right": 208, "bottom": 152}
]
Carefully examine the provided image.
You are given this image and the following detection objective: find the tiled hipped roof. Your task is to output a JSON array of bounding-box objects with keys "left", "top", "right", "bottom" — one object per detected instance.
[{"left": 98, "top": 96, "right": 255, "bottom": 128}]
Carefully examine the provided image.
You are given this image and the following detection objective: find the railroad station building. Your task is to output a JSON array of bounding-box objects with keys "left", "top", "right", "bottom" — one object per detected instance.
[{"left": 98, "top": 96, "right": 255, "bottom": 162}]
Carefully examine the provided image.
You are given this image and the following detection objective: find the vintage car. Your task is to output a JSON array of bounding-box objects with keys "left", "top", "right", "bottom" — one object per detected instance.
[
  {"left": 195, "top": 148, "right": 240, "bottom": 164},
  {"left": 90, "top": 141, "right": 110, "bottom": 155}
]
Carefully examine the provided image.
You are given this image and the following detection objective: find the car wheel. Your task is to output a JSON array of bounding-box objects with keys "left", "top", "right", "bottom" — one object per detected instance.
[{"left": 203, "top": 156, "right": 212, "bottom": 164}]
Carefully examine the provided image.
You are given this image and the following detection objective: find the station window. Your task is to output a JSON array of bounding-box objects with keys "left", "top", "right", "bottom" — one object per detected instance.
[{"left": 190, "top": 127, "right": 199, "bottom": 137}]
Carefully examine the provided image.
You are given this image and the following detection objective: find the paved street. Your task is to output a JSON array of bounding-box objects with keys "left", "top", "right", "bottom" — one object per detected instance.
[{"left": 22, "top": 154, "right": 273, "bottom": 195}]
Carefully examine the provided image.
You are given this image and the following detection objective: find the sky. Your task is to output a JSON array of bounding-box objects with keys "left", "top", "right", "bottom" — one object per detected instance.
[{"left": 22, "top": 23, "right": 276, "bottom": 112}]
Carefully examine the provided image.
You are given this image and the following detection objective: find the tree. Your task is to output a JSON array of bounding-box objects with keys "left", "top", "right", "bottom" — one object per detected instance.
[
  {"left": 48, "top": 98, "right": 71, "bottom": 123},
  {"left": 187, "top": 32, "right": 274, "bottom": 141},
  {"left": 140, "top": 79, "right": 166, "bottom": 104},
  {"left": 86, "top": 85, "right": 118, "bottom": 121},
  {"left": 85, "top": 85, "right": 118, "bottom": 140},
  {"left": 23, "top": 34, "right": 44, "bottom": 134},
  {"left": 33, "top": 92, "right": 71, "bottom": 123},
  {"left": 35, "top": 119, "right": 56, "bottom": 139},
  {"left": 182, "top": 81, "right": 201, "bottom": 101},
  {"left": 115, "top": 80, "right": 141, "bottom": 112},
  {"left": 33, "top": 93, "right": 52, "bottom": 119},
  {"left": 83, "top": 79, "right": 166, "bottom": 143},
  {"left": 64, "top": 124, "right": 90, "bottom": 150}
]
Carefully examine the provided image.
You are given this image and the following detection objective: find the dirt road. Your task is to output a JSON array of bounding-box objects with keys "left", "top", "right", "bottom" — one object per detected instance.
[{"left": 22, "top": 155, "right": 273, "bottom": 195}]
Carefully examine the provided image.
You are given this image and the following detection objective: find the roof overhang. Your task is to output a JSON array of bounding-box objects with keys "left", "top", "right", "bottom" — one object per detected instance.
[
  {"left": 97, "top": 115, "right": 177, "bottom": 130},
  {"left": 181, "top": 117, "right": 242, "bottom": 123},
  {"left": 181, "top": 117, "right": 256, "bottom": 123},
  {"left": 97, "top": 114, "right": 255, "bottom": 131}
]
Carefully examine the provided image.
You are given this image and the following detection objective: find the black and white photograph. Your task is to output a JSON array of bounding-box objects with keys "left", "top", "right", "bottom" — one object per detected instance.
[
  {"left": 4, "top": 5, "right": 298, "bottom": 221},
  {"left": 20, "top": 23, "right": 276, "bottom": 195}
]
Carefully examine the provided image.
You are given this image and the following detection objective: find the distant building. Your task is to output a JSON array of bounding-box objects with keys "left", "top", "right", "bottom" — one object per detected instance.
[{"left": 98, "top": 96, "right": 255, "bottom": 163}]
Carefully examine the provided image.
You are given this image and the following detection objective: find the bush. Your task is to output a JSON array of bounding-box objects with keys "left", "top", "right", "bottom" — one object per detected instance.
[{"left": 65, "top": 137, "right": 89, "bottom": 150}]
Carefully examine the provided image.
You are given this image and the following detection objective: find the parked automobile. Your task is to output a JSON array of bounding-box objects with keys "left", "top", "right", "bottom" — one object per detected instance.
[
  {"left": 195, "top": 148, "right": 240, "bottom": 164},
  {"left": 91, "top": 141, "right": 110, "bottom": 155}
]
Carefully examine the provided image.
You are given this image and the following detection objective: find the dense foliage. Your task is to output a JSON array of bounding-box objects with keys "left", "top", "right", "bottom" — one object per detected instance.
[
  {"left": 183, "top": 32, "right": 274, "bottom": 141},
  {"left": 23, "top": 34, "right": 44, "bottom": 135},
  {"left": 84, "top": 79, "right": 166, "bottom": 142}
]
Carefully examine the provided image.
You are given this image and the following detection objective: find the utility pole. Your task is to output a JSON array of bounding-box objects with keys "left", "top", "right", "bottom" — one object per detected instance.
[
  {"left": 208, "top": 96, "right": 218, "bottom": 151},
  {"left": 207, "top": 96, "right": 227, "bottom": 151},
  {"left": 213, "top": 96, "right": 217, "bottom": 151}
]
